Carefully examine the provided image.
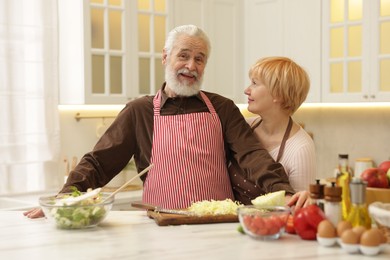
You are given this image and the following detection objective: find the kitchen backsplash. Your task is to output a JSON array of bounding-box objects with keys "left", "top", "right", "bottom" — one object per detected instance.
[{"left": 59, "top": 105, "right": 390, "bottom": 182}]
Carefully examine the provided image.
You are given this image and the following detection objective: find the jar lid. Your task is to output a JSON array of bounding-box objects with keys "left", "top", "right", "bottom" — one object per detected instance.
[
  {"left": 355, "top": 157, "right": 373, "bottom": 162},
  {"left": 338, "top": 154, "right": 349, "bottom": 159},
  {"left": 324, "top": 182, "right": 342, "bottom": 202},
  {"left": 349, "top": 177, "right": 367, "bottom": 204},
  {"left": 309, "top": 179, "right": 324, "bottom": 199}
]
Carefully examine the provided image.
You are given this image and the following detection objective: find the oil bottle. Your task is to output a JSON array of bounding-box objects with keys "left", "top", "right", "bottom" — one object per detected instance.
[
  {"left": 336, "top": 154, "right": 352, "bottom": 220},
  {"left": 346, "top": 178, "right": 371, "bottom": 229}
]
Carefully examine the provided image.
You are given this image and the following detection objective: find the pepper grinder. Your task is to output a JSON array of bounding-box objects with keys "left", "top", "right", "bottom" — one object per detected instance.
[
  {"left": 310, "top": 179, "right": 325, "bottom": 211},
  {"left": 346, "top": 178, "right": 371, "bottom": 229}
]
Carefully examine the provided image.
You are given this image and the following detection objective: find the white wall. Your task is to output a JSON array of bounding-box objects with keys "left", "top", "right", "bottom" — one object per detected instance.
[
  {"left": 293, "top": 106, "right": 390, "bottom": 178},
  {"left": 59, "top": 105, "right": 390, "bottom": 185}
]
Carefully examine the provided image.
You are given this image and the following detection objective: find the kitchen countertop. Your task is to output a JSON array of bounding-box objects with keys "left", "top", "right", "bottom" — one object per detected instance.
[
  {"left": 0, "top": 189, "right": 143, "bottom": 211},
  {"left": 1, "top": 211, "right": 389, "bottom": 259}
]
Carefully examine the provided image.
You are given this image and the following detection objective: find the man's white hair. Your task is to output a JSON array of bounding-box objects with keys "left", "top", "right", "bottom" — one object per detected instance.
[{"left": 164, "top": 24, "right": 211, "bottom": 58}]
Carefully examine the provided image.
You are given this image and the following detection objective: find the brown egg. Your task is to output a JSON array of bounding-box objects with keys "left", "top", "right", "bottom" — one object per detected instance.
[
  {"left": 360, "top": 229, "right": 381, "bottom": 247},
  {"left": 341, "top": 229, "right": 359, "bottom": 244},
  {"left": 352, "top": 226, "right": 367, "bottom": 241},
  {"left": 317, "top": 219, "right": 336, "bottom": 238},
  {"left": 337, "top": 221, "right": 352, "bottom": 237},
  {"left": 368, "top": 228, "right": 387, "bottom": 244}
]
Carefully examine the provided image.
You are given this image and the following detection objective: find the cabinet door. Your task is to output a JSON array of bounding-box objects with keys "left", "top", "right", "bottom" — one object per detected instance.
[
  {"left": 59, "top": 0, "right": 169, "bottom": 105},
  {"left": 322, "top": 0, "right": 390, "bottom": 102},
  {"left": 284, "top": 0, "right": 321, "bottom": 103},
  {"left": 59, "top": 0, "right": 134, "bottom": 105},
  {"left": 321, "top": 0, "right": 369, "bottom": 102},
  {"left": 369, "top": 0, "right": 390, "bottom": 101},
  {"left": 172, "top": 0, "right": 244, "bottom": 103},
  {"left": 244, "top": 0, "right": 321, "bottom": 103}
]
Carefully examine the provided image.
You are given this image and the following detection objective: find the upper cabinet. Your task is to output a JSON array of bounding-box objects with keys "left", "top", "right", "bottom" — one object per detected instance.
[
  {"left": 59, "top": 0, "right": 169, "bottom": 105},
  {"left": 243, "top": 0, "right": 322, "bottom": 103},
  {"left": 59, "top": 0, "right": 243, "bottom": 104},
  {"left": 59, "top": 0, "right": 390, "bottom": 105},
  {"left": 322, "top": 0, "right": 390, "bottom": 102},
  {"left": 171, "top": 0, "right": 244, "bottom": 103}
]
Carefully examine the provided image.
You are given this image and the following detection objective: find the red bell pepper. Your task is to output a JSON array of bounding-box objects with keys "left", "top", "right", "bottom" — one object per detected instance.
[{"left": 293, "top": 204, "right": 326, "bottom": 240}]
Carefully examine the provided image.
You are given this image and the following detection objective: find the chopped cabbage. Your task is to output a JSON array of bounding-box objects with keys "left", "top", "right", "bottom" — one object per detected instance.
[
  {"left": 187, "top": 199, "right": 242, "bottom": 216},
  {"left": 251, "top": 190, "right": 286, "bottom": 206}
]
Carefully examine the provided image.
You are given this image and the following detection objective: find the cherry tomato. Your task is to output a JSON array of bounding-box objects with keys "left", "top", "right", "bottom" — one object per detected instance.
[
  {"left": 293, "top": 204, "right": 325, "bottom": 240},
  {"left": 285, "top": 214, "right": 296, "bottom": 234},
  {"left": 242, "top": 212, "right": 290, "bottom": 237}
]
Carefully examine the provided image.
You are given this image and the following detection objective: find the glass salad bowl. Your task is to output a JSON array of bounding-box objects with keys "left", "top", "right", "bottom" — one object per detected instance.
[
  {"left": 39, "top": 191, "right": 114, "bottom": 229},
  {"left": 238, "top": 205, "right": 290, "bottom": 240}
]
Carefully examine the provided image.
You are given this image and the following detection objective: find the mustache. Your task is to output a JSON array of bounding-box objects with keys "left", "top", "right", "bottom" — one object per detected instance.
[{"left": 177, "top": 68, "right": 198, "bottom": 79}]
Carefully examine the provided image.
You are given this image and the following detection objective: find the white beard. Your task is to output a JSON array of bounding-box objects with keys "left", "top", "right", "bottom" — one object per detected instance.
[{"left": 165, "top": 66, "right": 203, "bottom": 97}]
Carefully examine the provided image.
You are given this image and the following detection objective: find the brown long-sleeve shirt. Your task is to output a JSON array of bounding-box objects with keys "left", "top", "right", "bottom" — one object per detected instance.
[{"left": 61, "top": 85, "right": 295, "bottom": 196}]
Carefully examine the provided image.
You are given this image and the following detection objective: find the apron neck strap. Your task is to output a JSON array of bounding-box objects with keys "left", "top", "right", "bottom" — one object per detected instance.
[
  {"left": 276, "top": 116, "right": 292, "bottom": 163},
  {"left": 251, "top": 116, "right": 293, "bottom": 163}
]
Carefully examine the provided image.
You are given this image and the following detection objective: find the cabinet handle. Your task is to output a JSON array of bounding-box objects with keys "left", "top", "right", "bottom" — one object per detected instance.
[
  {"left": 363, "top": 94, "right": 368, "bottom": 99},
  {"left": 370, "top": 95, "right": 375, "bottom": 99}
]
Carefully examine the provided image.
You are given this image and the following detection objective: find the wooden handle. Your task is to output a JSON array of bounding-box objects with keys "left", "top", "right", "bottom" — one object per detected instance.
[
  {"left": 130, "top": 201, "right": 157, "bottom": 211},
  {"left": 103, "top": 164, "right": 154, "bottom": 202}
]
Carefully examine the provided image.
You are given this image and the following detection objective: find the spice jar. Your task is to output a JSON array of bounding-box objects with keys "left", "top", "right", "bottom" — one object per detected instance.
[
  {"left": 309, "top": 179, "right": 324, "bottom": 211},
  {"left": 324, "top": 182, "right": 342, "bottom": 227}
]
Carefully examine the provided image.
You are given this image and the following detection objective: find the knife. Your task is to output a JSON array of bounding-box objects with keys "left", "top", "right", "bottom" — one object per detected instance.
[{"left": 131, "top": 201, "right": 195, "bottom": 216}]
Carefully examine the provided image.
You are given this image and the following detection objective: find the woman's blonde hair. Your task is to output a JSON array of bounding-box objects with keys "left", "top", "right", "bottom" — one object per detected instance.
[{"left": 249, "top": 56, "right": 310, "bottom": 114}]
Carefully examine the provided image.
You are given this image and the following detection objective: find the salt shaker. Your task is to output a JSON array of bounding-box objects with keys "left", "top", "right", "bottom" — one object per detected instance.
[{"left": 324, "top": 182, "right": 342, "bottom": 227}]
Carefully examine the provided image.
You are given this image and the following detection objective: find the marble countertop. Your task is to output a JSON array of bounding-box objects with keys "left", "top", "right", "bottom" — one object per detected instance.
[
  {"left": 0, "top": 189, "right": 143, "bottom": 211},
  {"left": 1, "top": 210, "right": 389, "bottom": 259}
]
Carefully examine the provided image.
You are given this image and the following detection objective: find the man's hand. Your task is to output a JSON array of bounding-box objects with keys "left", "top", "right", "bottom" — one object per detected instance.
[
  {"left": 23, "top": 208, "right": 45, "bottom": 219},
  {"left": 285, "top": 190, "right": 311, "bottom": 213}
]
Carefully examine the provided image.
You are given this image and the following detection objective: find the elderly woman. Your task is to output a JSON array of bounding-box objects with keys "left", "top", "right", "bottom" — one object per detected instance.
[{"left": 244, "top": 56, "right": 316, "bottom": 193}]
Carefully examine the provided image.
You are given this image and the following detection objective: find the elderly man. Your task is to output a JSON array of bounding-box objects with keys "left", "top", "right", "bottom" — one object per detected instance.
[{"left": 25, "top": 25, "right": 308, "bottom": 218}]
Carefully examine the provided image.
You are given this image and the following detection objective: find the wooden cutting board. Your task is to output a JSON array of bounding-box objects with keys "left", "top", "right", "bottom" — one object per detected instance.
[{"left": 147, "top": 210, "right": 239, "bottom": 226}]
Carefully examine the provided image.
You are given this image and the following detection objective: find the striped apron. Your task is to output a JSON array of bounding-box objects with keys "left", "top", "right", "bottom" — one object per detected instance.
[{"left": 142, "top": 90, "right": 234, "bottom": 209}]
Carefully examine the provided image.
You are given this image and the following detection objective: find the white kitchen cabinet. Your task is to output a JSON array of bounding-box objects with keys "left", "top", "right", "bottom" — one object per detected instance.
[
  {"left": 59, "top": 0, "right": 170, "bottom": 105},
  {"left": 243, "top": 0, "right": 322, "bottom": 103},
  {"left": 322, "top": 0, "right": 390, "bottom": 102},
  {"left": 59, "top": 0, "right": 131, "bottom": 104},
  {"left": 171, "top": 0, "right": 245, "bottom": 103}
]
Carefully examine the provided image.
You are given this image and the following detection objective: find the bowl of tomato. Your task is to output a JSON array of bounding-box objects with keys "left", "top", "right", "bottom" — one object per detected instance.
[{"left": 237, "top": 205, "right": 290, "bottom": 240}]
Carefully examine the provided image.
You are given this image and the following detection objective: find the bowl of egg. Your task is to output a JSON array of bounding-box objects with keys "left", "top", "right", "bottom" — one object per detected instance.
[{"left": 316, "top": 219, "right": 387, "bottom": 256}]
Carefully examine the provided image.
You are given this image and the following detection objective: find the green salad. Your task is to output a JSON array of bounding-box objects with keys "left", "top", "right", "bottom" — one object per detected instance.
[{"left": 48, "top": 187, "right": 108, "bottom": 229}]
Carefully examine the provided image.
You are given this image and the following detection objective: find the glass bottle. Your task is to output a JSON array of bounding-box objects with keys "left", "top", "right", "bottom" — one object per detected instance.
[
  {"left": 336, "top": 154, "right": 352, "bottom": 220},
  {"left": 346, "top": 178, "right": 371, "bottom": 229},
  {"left": 324, "top": 182, "right": 342, "bottom": 227},
  {"left": 309, "top": 179, "right": 325, "bottom": 211}
]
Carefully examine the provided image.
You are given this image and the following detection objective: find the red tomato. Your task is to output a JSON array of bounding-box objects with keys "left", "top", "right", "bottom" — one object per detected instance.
[
  {"left": 243, "top": 215, "right": 252, "bottom": 228},
  {"left": 293, "top": 204, "right": 325, "bottom": 240},
  {"left": 244, "top": 213, "right": 289, "bottom": 236},
  {"left": 252, "top": 216, "right": 268, "bottom": 235},
  {"left": 267, "top": 221, "right": 280, "bottom": 235},
  {"left": 285, "top": 214, "right": 296, "bottom": 234},
  {"left": 269, "top": 215, "right": 283, "bottom": 230}
]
